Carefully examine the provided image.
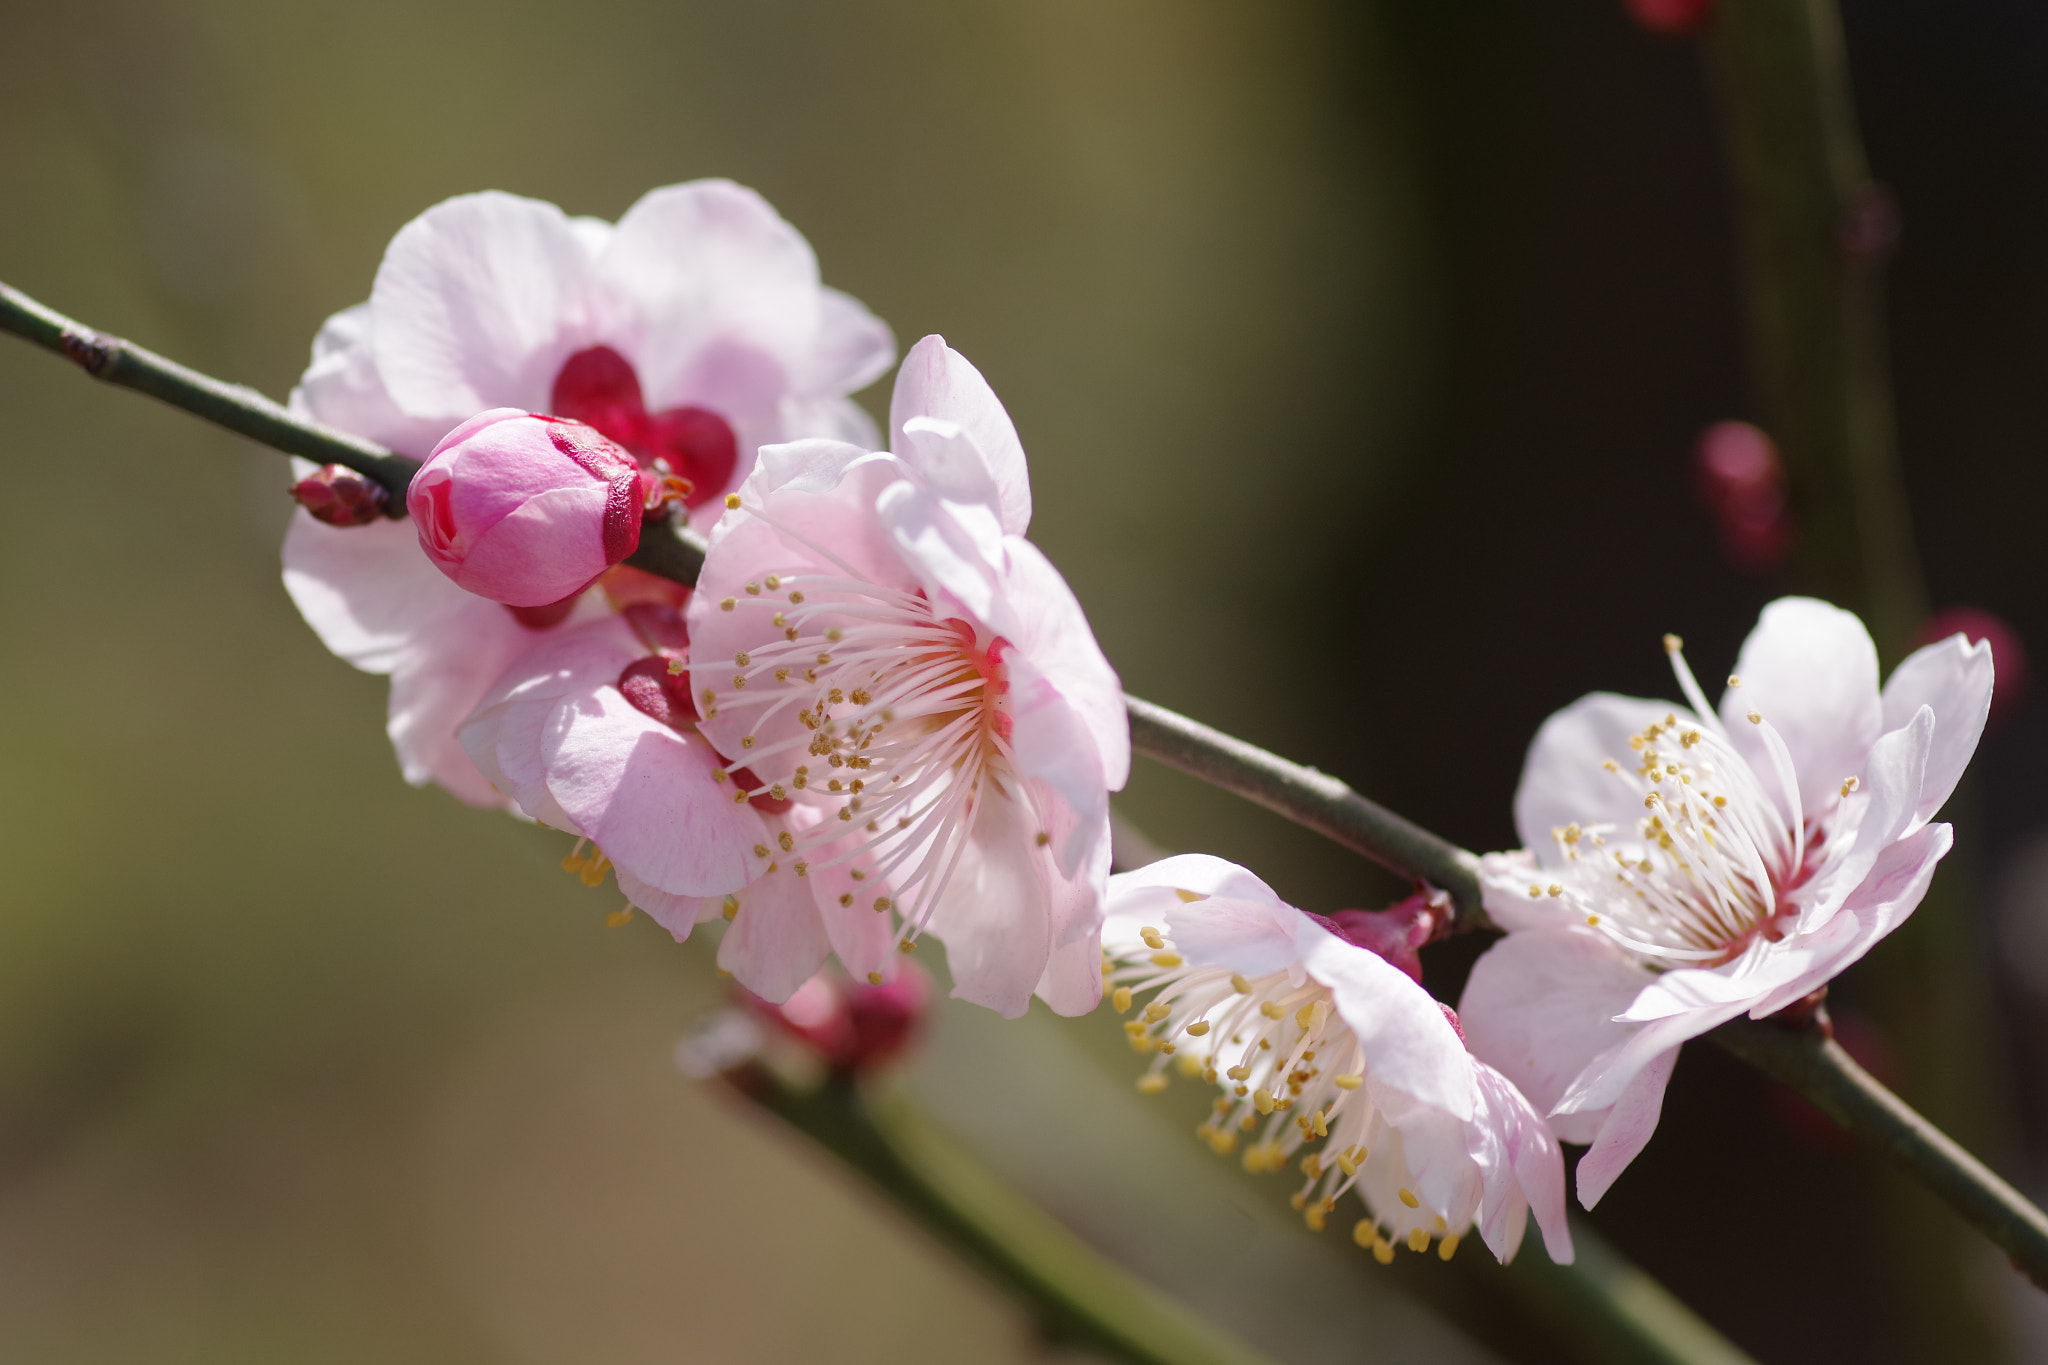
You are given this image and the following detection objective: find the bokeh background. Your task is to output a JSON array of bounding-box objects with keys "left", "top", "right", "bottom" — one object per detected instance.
[{"left": 3, "top": 0, "right": 2047, "bottom": 1361}]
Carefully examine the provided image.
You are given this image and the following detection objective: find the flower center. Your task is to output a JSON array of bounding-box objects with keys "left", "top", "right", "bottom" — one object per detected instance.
[
  {"left": 1528, "top": 636, "right": 1835, "bottom": 967},
  {"left": 1104, "top": 920, "right": 1459, "bottom": 1258},
  {"left": 701, "top": 571, "right": 1014, "bottom": 937}
]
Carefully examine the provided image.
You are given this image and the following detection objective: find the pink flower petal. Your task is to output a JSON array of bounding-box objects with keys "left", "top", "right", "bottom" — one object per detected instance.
[
  {"left": 1718, "top": 597, "right": 1883, "bottom": 818},
  {"left": 1881, "top": 632, "right": 1994, "bottom": 832},
  {"left": 1513, "top": 693, "right": 1687, "bottom": 862},
  {"left": 888, "top": 335, "right": 1032, "bottom": 535}
]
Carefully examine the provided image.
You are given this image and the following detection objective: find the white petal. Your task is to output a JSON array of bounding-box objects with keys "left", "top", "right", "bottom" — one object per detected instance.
[
  {"left": 1719, "top": 597, "right": 1882, "bottom": 818},
  {"left": 1881, "top": 633, "right": 1993, "bottom": 831},
  {"left": 1000, "top": 538, "right": 1129, "bottom": 790},
  {"left": 370, "top": 190, "right": 595, "bottom": 420},
  {"left": 1459, "top": 929, "right": 1649, "bottom": 1138},
  {"left": 923, "top": 788, "right": 1053, "bottom": 1019},
  {"left": 1513, "top": 693, "right": 1684, "bottom": 863},
  {"left": 1574, "top": 1046, "right": 1679, "bottom": 1208},
  {"left": 288, "top": 302, "right": 451, "bottom": 455},
  {"left": 888, "top": 335, "right": 1031, "bottom": 535},
  {"left": 1795, "top": 704, "right": 1932, "bottom": 935},
  {"left": 1111, "top": 855, "right": 1305, "bottom": 979},
  {"left": 718, "top": 865, "right": 834, "bottom": 1004},
  {"left": 875, "top": 480, "right": 1008, "bottom": 632},
  {"left": 1302, "top": 921, "right": 1477, "bottom": 1120},
  {"left": 808, "top": 286, "right": 896, "bottom": 397}
]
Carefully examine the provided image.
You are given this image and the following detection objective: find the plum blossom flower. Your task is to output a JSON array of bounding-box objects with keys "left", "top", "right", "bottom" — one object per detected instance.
[
  {"left": 687, "top": 335, "right": 1128, "bottom": 1018},
  {"left": 1105, "top": 855, "right": 1571, "bottom": 1266},
  {"left": 283, "top": 180, "right": 892, "bottom": 804},
  {"left": 457, "top": 603, "right": 896, "bottom": 1001},
  {"left": 1460, "top": 597, "right": 1993, "bottom": 1206}
]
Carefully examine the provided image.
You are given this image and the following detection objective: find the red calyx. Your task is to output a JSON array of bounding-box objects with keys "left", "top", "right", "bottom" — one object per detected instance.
[
  {"left": 506, "top": 595, "right": 582, "bottom": 631},
  {"left": 551, "top": 346, "right": 739, "bottom": 511},
  {"left": 291, "top": 464, "right": 390, "bottom": 526},
  {"left": 1312, "top": 888, "right": 1454, "bottom": 984}
]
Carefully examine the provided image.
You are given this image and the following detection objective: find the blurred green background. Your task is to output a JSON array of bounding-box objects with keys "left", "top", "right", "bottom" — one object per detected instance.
[{"left": 4, "top": 1, "right": 2048, "bottom": 1362}]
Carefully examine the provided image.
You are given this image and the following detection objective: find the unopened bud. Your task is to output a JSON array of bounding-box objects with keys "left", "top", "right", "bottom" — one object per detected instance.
[
  {"left": 741, "top": 963, "right": 931, "bottom": 1076},
  {"left": 1314, "top": 887, "right": 1453, "bottom": 985},
  {"left": 1694, "top": 420, "right": 1793, "bottom": 572},
  {"left": 290, "top": 464, "right": 390, "bottom": 526},
  {"left": 1624, "top": 0, "right": 1715, "bottom": 36},
  {"left": 407, "top": 409, "right": 652, "bottom": 607}
]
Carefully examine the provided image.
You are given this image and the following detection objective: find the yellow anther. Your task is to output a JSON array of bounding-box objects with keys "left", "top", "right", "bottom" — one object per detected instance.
[
  {"left": 1112, "top": 987, "right": 1134, "bottom": 1014},
  {"left": 1334, "top": 1074, "right": 1363, "bottom": 1090},
  {"left": 1174, "top": 888, "right": 1205, "bottom": 903},
  {"left": 1299, "top": 1154, "right": 1323, "bottom": 1180},
  {"left": 1312, "top": 1110, "right": 1329, "bottom": 1138},
  {"left": 1150, "top": 952, "right": 1183, "bottom": 968},
  {"left": 1353, "top": 1220, "right": 1377, "bottom": 1249},
  {"left": 1398, "top": 1188, "right": 1420, "bottom": 1209},
  {"left": 1372, "top": 1238, "right": 1395, "bottom": 1265},
  {"left": 873, "top": 896, "right": 893, "bottom": 913},
  {"left": 722, "top": 896, "right": 740, "bottom": 921},
  {"left": 666, "top": 658, "right": 685, "bottom": 676},
  {"left": 1137, "top": 1074, "right": 1169, "bottom": 1095},
  {"left": 734, "top": 652, "right": 751, "bottom": 668},
  {"left": 1407, "top": 1227, "right": 1431, "bottom": 1253},
  {"left": 1295, "top": 1002, "right": 1318, "bottom": 1029},
  {"left": 1260, "top": 1001, "right": 1286, "bottom": 1019},
  {"left": 1438, "top": 1233, "right": 1461, "bottom": 1261},
  {"left": 1528, "top": 884, "right": 1542, "bottom": 897},
  {"left": 1586, "top": 914, "right": 1601, "bottom": 927},
  {"left": 1226, "top": 1064, "right": 1251, "bottom": 1082},
  {"left": 724, "top": 493, "right": 741, "bottom": 509},
  {"left": 1231, "top": 974, "right": 1252, "bottom": 994},
  {"left": 1252, "top": 1088, "right": 1277, "bottom": 1115},
  {"left": 777, "top": 831, "right": 795, "bottom": 852},
  {"left": 1143, "top": 1001, "right": 1171, "bottom": 1023},
  {"left": 1841, "top": 776, "right": 1860, "bottom": 797},
  {"left": 867, "top": 971, "right": 883, "bottom": 985},
  {"left": 1139, "top": 927, "right": 1166, "bottom": 950},
  {"left": 1748, "top": 709, "right": 1763, "bottom": 724},
  {"left": 898, "top": 938, "right": 917, "bottom": 954},
  {"left": 754, "top": 844, "right": 771, "bottom": 859},
  {"left": 1186, "top": 1020, "right": 1211, "bottom": 1036},
  {"left": 1548, "top": 884, "right": 1564, "bottom": 897},
  {"left": 1663, "top": 633, "right": 1683, "bottom": 654},
  {"left": 1304, "top": 1203, "right": 1328, "bottom": 1233},
  {"left": 1727, "top": 674, "right": 1742, "bottom": 687},
  {"left": 1124, "top": 1020, "right": 1148, "bottom": 1037},
  {"left": 1336, "top": 1150, "right": 1360, "bottom": 1178},
  {"left": 605, "top": 907, "right": 633, "bottom": 928},
  {"left": 745, "top": 582, "right": 760, "bottom": 596}
]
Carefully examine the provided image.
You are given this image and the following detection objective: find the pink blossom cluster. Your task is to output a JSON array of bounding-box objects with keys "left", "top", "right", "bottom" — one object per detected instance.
[{"left": 282, "top": 182, "right": 1989, "bottom": 1267}]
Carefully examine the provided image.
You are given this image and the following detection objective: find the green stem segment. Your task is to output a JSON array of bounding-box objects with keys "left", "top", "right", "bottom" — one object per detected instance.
[
  {"left": 1704, "top": 0, "right": 1924, "bottom": 656},
  {"left": 5, "top": 279, "right": 2042, "bottom": 1315},
  {"left": 728, "top": 1066, "right": 1280, "bottom": 1365}
]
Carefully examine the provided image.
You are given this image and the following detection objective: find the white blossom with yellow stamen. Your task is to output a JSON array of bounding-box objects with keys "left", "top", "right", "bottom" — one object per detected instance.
[{"left": 1104, "top": 855, "right": 1572, "bottom": 1266}]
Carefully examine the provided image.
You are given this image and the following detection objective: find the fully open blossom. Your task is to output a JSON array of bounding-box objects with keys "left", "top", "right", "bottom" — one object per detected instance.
[
  {"left": 1105, "top": 855, "right": 1571, "bottom": 1265},
  {"left": 283, "top": 180, "right": 892, "bottom": 803},
  {"left": 457, "top": 604, "right": 895, "bottom": 1000},
  {"left": 687, "top": 335, "right": 1128, "bottom": 1018},
  {"left": 1461, "top": 597, "right": 1993, "bottom": 1205}
]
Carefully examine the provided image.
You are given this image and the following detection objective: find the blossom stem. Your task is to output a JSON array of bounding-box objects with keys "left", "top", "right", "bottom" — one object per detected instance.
[
  {"left": 7, "top": 281, "right": 2044, "bottom": 1296},
  {"left": 1702, "top": 0, "right": 1924, "bottom": 656},
  {"left": 723, "top": 1064, "right": 1279, "bottom": 1365},
  {"left": 1122, "top": 697, "right": 1489, "bottom": 931},
  {"left": 1711, "top": 1017, "right": 2048, "bottom": 1289},
  {"left": 0, "top": 281, "right": 421, "bottom": 503}
]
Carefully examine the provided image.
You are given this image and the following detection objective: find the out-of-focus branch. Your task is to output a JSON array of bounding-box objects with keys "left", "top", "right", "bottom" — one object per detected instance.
[
  {"left": 1703, "top": 0, "right": 1923, "bottom": 658},
  {"left": 7, "top": 280, "right": 2044, "bottom": 1300},
  {"left": 725, "top": 1065, "right": 1280, "bottom": 1365}
]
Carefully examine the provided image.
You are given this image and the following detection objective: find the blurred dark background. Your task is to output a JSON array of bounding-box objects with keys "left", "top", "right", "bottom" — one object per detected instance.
[{"left": 2, "top": 0, "right": 2046, "bottom": 1361}]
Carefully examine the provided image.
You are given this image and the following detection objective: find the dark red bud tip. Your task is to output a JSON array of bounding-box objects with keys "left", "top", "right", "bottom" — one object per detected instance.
[
  {"left": 1624, "top": 0, "right": 1715, "bottom": 35},
  {"left": 742, "top": 964, "right": 931, "bottom": 1076},
  {"left": 618, "top": 655, "right": 699, "bottom": 730},
  {"left": 505, "top": 592, "right": 583, "bottom": 631},
  {"left": 291, "top": 464, "right": 390, "bottom": 526}
]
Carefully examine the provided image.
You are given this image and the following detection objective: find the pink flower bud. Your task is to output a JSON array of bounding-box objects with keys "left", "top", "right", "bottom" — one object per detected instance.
[
  {"left": 742, "top": 963, "right": 930, "bottom": 1076},
  {"left": 1624, "top": 0, "right": 1715, "bottom": 36},
  {"left": 407, "top": 409, "right": 651, "bottom": 607},
  {"left": 1313, "top": 888, "right": 1453, "bottom": 984},
  {"left": 290, "top": 464, "right": 390, "bottom": 526},
  {"left": 1693, "top": 420, "right": 1793, "bottom": 572}
]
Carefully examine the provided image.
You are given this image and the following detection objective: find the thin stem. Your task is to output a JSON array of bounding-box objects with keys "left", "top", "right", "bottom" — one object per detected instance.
[
  {"left": 1703, "top": 0, "right": 1924, "bottom": 658},
  {"left": 726, "top": 1065, "right": 1280, "bottom": 1365},
  {"left": 1123, "top": 696, "right": 1488, "bottom": 930},
  {"left": 1711, "top": 1017, "right": 2048, "bottom": 1289},
  {"left": 0, "top": 282, "right": 421, "bottom": 502},
  {"left": 7, "top": 280, "right": 2044, "bottom": 1296},
  {"left": 1505, "top": 1217, "right": 1760, "bottom": 1365}
]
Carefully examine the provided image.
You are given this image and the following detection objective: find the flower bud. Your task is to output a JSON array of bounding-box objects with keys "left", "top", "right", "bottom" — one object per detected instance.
[
  {"left": 1313, "top": 887, "right": 1453, "bottom": 984},
  {"left": 1693, "top": 420, "right": 1793, "bottom": 572},
  {"left": 1624, "top": 0, "right": 1715, "bottom": 36},
  {"left": 741, "top": 964, "right": 930, "bottom": 1076},
  {"left": 407, "top": 409, "right": 651, "bottom": 607},
  {"left": 290, "top": 464, "right": 390, "bottom": 526}
]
